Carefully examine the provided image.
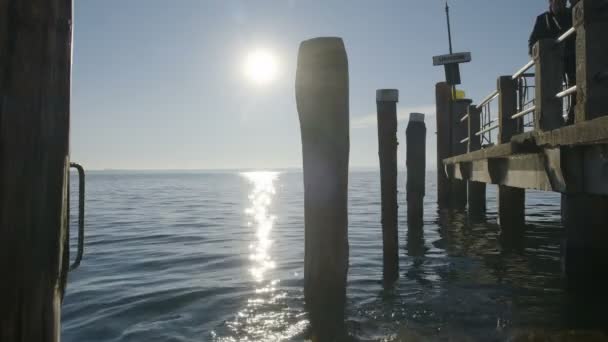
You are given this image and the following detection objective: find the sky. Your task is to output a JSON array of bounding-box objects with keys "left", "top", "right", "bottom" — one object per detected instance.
[{"left": 71, "top": 0, "right": 549, "bottom": 170}]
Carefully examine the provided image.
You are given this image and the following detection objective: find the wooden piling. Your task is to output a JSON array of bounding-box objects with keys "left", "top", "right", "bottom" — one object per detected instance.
[
  {"left": 435, "top": 82, "right": 452, "bottom": 208},
  {"left": 295, "top": 37, "right": 349, "bottom": 340},
  {"left": 376, "top": 89, "right": 399, "bottom": 284},
  {"left": 406, "top": 113, "right": 426, "bottom": 228},
  {"left": 497, "top": 76, "right": 525, "bottom": 231},
  {"left": 0, "top": 1, "right": 73, "bottom": 341},
  {"left": 466, "top": 105, "right": 486, "bottom": 218}
]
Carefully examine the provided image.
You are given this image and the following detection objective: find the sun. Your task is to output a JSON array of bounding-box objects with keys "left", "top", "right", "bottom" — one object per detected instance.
[{"left": 243, "top": 49, "right": 278, "bottom": 85}]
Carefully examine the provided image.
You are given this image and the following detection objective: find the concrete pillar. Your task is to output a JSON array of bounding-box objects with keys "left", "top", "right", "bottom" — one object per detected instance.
[
  {"left": 573, "top": 0, "right": 608, "bottom": 122},
  {"left": 497, "top": 76, "right": 526, "bottom": 231},
  {"left": 497, "top": 76, "right": 521, "bottom": 143},
  {"left": 295, "top": 37, "right": 349, "bottom": 340},
  {"left": 0, "top": 2, "right": 73, "bottom": 341},
  {"left": 498, "top": 186, "right": 526, "bottom": 234},
  {"left": 376, "top": 89, "right": 399, "bottom": 285},
  {"left": 533, "top": 39, "right": 564, "bottom": 131},
  {"left": 435, "top": 82, "right": 452, "bottom": 208},
  {"left": 466, "top": 105, "right": 486, "bottom": 218},
  {"left": 562, "top": 194, "right": 608, "bottom": 290},
  {"left": 448, "top": 99, "right": 471, "bottom": 209},
  {"left": 406, "top": 112, "right": 426, "bottom": 228}
]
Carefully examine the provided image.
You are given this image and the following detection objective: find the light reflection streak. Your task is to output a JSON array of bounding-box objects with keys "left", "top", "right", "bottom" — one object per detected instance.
[
  {"left": 214, "top": 172, "right": 307, "bottom": 341},
  {"left": 243, "top": 171, "right": 278, "bottom": 282}
]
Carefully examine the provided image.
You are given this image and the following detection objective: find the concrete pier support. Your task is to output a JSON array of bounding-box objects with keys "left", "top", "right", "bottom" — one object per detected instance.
[
  {"left": 498, "top": 186, "right": 525, "bottom": 233},
  {"left": 406, "top": 112, "right": 426, "bottom": 228},
  {"left": 0, "top": 2, "right": 73, "bottom": 341},
  {"left": 449, "top": 99, "right": 471, "bottom": 209},
  {"left": 466, "top": 105, "right": 486, "bottom": 218},
  {"left": 497, "top": 76, "right": 525, "bottom": 231},
  {"left": 376, "top": 89, "right": 399, "bottom": 284},
  {"left": 435, "top": 83, "right": 467, "bottom": 209},
  {"left": 562, "top": 194, "right": 608, "bottom": 290},
  {"left": 295, "top": 37, "right": 349, "bottom": 340}
]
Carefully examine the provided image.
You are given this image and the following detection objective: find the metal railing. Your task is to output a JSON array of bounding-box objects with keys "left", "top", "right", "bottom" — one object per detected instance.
[
  {"left": 476, "top": 90, "right": 500, "bottom": 146},
  {"left": 455, "top": 24, "right": 579, "bottom": 153}
]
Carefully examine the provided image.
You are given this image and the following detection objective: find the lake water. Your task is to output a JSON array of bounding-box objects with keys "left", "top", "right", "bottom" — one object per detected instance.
[{"left": 61, "top": 171, "right": 607, "bottom": 341}]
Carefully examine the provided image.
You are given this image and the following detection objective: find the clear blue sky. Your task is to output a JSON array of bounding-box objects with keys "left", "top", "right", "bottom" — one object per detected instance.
[{"left": 71, "top": 0, "right": 548, "bottom": 170}]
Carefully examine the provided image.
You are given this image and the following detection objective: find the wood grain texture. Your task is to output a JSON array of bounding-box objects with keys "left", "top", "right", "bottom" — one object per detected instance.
[
  {"left": 0, "top": 1, "right": 72, "bottom": 341},
  {"left": 295, "top": 37, "right": 349, "bottom": 341},
  {"left": 376, "top": 97, "right": 399, "bottom": 285}
]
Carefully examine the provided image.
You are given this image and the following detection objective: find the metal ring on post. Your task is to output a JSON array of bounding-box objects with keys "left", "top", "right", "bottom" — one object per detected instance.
[{"left": 69, "top": 162, "right": 85, "bottom": 271}]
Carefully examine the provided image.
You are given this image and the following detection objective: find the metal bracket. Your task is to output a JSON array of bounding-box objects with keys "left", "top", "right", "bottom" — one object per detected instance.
[{"left": 69, "top": 162, "right": 85, "bottom": 271}]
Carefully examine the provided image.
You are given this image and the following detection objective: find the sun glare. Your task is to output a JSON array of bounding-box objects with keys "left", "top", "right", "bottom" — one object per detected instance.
[{"left": 243, "top": 49, "right": 278, "bottom": 85}]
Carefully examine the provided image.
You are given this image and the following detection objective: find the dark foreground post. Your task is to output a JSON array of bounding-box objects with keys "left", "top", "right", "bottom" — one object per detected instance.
[
  {"left": 376, "top": 89, "right": 399, "bottom": 285},
  {"left": 406, "top": 113, "right": 426, "bottom": 228},
  {"left": 296, "top": 37, "right": 349, "bottom": 340},
  {"left": 466, "top": 105, "right": 486, "bottom": 218},
  {"left": 497, "top": 76, "right": 525, "bottom": 231},
  {"left": 0, "top": 1, "right": 73, "bottom": 341},
  {"left": 562, "top": 194, "right": 608, "bottom": 290}
]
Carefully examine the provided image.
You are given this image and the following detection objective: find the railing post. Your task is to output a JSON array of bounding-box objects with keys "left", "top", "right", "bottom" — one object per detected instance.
[
  {"left": 497, "top": 76, "right": 520, "bottom": 142},
  {"left": 376, "top": 89, "right": 399, "bottom": 285},
  {"left": 533, "top": 39, "right": 564, "bottom": 131},
  {"left": 562, "top": 0, "right": 608, "bottom": 293},
  {"left": 0, "top": 2, "right": 73, "bottom": 341},
  {"left": 467, "top": 105, "right": 486, "bottom": 218},
  {"left": 295, "top": 37, "right": 349, "bottom": 340},
  {"left": 497, "top": 76, "right": 525, "bottom": 232},
  {"left": 573, "top": 0, "right": 608, "bottom": 122}
]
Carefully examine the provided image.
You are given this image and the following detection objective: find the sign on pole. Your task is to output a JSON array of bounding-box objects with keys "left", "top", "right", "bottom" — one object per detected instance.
[{"left": 432, "top": 52, "right": 472, "bottom": 66}]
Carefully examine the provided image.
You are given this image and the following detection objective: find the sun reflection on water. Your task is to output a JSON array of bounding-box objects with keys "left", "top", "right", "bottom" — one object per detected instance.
[
  {"left": 243, "top": 171, "right": 278, "bottom": 282},
  {"left": 214, "top": 172, "right": 308, "bottom": 341}
]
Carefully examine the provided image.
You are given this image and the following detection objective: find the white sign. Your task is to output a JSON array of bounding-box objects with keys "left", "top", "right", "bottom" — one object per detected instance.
[{"left": 432, "top": 52, "right": 472, "bottom": 66}]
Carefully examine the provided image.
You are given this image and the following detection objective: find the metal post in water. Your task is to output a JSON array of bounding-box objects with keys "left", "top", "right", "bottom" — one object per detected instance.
[
  {"left": 295, "top": 37, "right": 349, "bottom": 341},
  {"left": 0, "top": 1, "right": 73, "bottom": 341},
  {"left": 376, "top": 89, "right": 399, "bottom": 285},
  {"left": 406, "top": 113, "right": 427, "bottom": 228}
]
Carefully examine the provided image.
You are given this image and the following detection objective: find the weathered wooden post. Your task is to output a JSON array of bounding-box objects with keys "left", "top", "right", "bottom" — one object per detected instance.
[
  {"left": 533, "top": 39, "right": 564, "bottom": 131},
  {"left": 449, "top": 99, "right": 471, "bottom": 209},
  {"left": 376, "top": 89, "right": 399, "bottom": 284},
  {"left": 406, "top": 113, "right": 426, "bottom": 228},
  {"left": 0, "top": 1, "right": 73, "bottom": 341},
  {"left": 497, "top": 76, "right": 525, "bottom": 231},
  {"left": 573, "top": 0, "right": 608, "bottom": 123},
  {"left": 466, "top": 105, "right": 486, "bottom": 217},
  {"left": 295, "top": 37, "right": 349, "bottom": 340},
  {"left": 562, "top": 0, "right": 608, "bottom": 289},
  {"left": 435, "top": 82, "right": 452, "bottom": 208}
]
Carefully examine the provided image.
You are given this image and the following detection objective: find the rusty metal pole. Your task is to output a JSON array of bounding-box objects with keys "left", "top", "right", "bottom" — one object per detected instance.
[
  {"left": 295, "top": 37, "right": 349, "bottom": 341},
  {"left": 376, "top": 89, "right": 399, "bottom": 285},
  {"left": 0, "top": 1, "right": 73, "bottom": 341}
]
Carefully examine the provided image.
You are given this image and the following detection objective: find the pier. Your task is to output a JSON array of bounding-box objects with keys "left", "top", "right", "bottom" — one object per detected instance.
[{"left": 441, "top": 0, "right": 608, "bottom": 285}]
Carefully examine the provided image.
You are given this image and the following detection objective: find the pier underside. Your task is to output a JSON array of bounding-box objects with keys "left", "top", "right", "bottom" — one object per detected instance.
[{"left": 444, "top": 116, "right": 608, "bottom": 195}]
